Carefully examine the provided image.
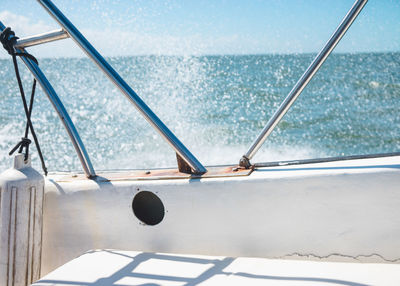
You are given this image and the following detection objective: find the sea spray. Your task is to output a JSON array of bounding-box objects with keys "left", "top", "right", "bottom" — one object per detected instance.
[{"left": 0, "top": 53, "right": 399, "bottom": 172}]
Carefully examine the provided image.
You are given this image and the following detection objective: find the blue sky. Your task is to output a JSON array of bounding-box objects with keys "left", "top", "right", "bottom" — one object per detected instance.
[{"left": 0, "top": 0, "right": 399, "bottom": 57}]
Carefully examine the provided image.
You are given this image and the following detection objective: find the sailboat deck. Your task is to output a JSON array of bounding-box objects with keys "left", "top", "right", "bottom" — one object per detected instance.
[{"left": 33, "top": 249, "right": 400, "bottom": 286}]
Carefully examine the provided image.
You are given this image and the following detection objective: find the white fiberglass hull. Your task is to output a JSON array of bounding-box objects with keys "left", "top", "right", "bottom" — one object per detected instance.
[{"left": 41, "top": 154, "right": 400, "bottom": 275}]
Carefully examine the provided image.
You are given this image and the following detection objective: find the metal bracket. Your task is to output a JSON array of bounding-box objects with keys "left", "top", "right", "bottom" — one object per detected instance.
[
  {"left": 239, "top": 155, "right": 252, "bottom": 169},
  {"left": 176, "top": 153, "right": 195, "bottom": 174}
]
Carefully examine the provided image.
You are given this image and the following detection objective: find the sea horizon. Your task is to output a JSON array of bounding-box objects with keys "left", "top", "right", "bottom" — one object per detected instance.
[{"left": 1, "top": 50, "right": 399, "bottom": 61}]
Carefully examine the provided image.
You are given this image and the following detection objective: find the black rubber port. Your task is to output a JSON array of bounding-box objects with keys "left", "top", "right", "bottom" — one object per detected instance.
[{"left": 132, "top": 191, "right": 165, "bottom": 225}]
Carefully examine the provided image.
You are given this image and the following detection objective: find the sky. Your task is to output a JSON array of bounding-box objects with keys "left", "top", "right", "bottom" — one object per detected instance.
[{"left": 0, "top": 0, "right": 399, "bottom": 58}]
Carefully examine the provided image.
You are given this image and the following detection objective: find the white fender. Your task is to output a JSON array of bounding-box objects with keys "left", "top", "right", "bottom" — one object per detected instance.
[{"left": 0, "top": 154, "right": 44, "bottom": 286}]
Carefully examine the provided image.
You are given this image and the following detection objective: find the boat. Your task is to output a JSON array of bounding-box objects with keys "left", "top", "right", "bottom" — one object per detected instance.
[{"left": 1, "top": 0, "right": 399, "bottom": 285}]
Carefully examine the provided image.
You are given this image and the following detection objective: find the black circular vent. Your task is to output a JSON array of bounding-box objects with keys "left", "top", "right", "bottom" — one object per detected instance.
[{"left": 132, "top": 191, "right": 165, "bottom": 225}]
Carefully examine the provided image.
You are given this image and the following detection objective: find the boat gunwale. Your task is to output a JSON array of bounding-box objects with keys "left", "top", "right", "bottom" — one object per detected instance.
[{"left": 45, "top": 151, "right": 400, "bottom": 181}]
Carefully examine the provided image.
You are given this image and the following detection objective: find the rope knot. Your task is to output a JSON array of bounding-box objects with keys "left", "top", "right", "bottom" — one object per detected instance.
[
  {"left": 9, "top": 137, "right": 32, "bottom": 161},
  {"left": 0, "top": 27, "right": 19, "bottom": 55}
]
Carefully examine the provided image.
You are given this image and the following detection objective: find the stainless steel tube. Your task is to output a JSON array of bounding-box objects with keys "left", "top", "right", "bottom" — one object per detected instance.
[
  {"left": 37, "top": 0, "right": 207, "bottom": 174},
  {"left": 15, "top": 29, "right": 69, "bottom": 49},
  {"left": 0, "top": 22, "right": 96, "bottom": 178},
  {"left": 240, "top": 0, "right": 368, "bottom": 167}
]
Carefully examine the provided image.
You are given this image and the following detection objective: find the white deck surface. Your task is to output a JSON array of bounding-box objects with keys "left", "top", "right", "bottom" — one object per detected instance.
[{"left": 33, "top": 250, "right": 400, "bottom": 286}]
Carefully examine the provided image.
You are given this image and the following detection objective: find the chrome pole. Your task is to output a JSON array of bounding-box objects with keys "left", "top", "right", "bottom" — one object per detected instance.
[
  {"left": 240, "top": 0, "right": 368, "bottom": 168},
  {"left": 0, "top": 22, "right": 96, "bottom": 178},
  {"left": 15, "top": 29, "right": 69, "bottom": 49},
  {"left": 36, "top": 0, "right": 207, "bottom": 174}
]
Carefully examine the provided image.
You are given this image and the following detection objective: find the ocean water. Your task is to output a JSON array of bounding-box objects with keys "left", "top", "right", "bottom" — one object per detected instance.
[{"left": 0, "top": 53, "right": 399, "bottom": 172}]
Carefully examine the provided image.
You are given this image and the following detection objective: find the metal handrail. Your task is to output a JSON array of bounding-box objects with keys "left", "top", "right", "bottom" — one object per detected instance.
[
  {"left": 15, "top": 29, "right": 69, "bottom": 49},
  {"left": 0, "top": 22, "right": 96, "bottom": 178},
  {"left": 239, "top": 0, "right": 368, "bottom": 168},
  {"left": 37, "top": 0, "right": 207, "bottom": 175}
]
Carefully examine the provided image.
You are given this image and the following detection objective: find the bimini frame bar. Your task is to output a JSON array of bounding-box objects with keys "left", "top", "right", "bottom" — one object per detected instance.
[
  {"left": 15, "top": 29, "right": 69, "bottom": 49},
  {"left": 37, "top": 0, "right": 207, "bottom": 175},
  {"left": 239, "top": 0, "right": 368, "bottom": 168},
  {"left": 0, "top": 22, "right": 96, "bottom": 178}
]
